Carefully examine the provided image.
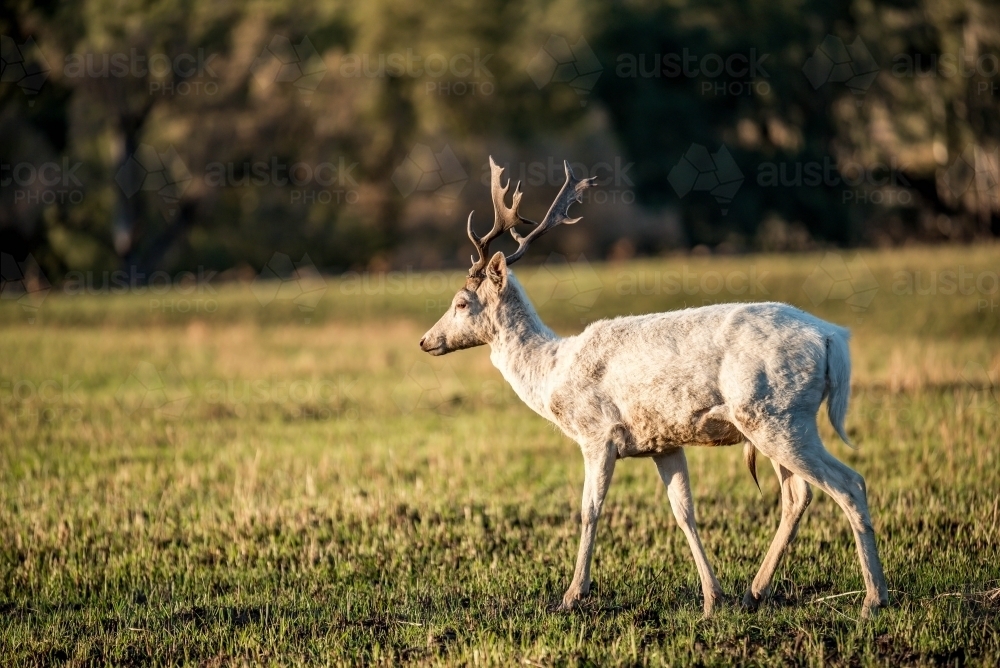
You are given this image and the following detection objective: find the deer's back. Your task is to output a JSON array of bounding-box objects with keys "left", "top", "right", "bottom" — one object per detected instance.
[{"left": 546, "top": 302, "right": 846, "bottom": 454}]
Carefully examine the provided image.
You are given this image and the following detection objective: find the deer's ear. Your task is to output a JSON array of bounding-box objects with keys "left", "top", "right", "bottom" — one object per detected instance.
[{"left": 486, "top": 251, "right": 508, "bottom": 292}]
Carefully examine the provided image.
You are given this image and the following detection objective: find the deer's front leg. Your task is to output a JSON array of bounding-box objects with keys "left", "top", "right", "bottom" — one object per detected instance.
[
  {"left": 559, "top": 440, "right": 617, "bottom": 610},
  {"left": 653, "top": 448, "right": 725, "bottom": 618}
]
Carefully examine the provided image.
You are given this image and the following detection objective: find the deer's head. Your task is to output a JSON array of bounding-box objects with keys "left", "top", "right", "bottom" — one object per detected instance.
[{"left": 419, "top": 156, "right": 597, "bottom": 355}]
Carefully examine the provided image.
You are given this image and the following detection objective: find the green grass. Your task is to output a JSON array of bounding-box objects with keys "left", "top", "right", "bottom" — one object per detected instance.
[{"left": 1, "top": 245, "right": 999, "bottom": 666}]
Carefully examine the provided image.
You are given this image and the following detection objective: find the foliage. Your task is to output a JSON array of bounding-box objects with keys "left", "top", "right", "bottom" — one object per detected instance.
[{"left": 2, "top": 0, "right": 999, "bottom": 277}]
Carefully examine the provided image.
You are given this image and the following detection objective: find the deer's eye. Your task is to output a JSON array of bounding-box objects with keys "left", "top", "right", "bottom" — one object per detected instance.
[{"left": 455, "top": 301, "right": 468, "bottom": 310}]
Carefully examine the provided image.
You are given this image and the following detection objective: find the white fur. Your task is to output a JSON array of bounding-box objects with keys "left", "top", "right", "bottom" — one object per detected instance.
[{"left": 421, "top": 257, "right": 888, "bottom": 619}]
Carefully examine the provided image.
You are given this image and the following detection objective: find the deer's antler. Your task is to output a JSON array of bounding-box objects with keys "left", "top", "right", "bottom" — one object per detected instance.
[
  {"left": 467, "top": 157, "right": 535, "bottom": 277},
  {"left": 467, "top": 156, "right": 597, "bottom": 278},
  {"left": 506, "top": 160, "right": 597, "bottom": 265}
]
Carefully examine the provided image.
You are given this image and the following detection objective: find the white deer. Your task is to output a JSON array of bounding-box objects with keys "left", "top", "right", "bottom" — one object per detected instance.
[{"left": 419, "top": 157, "right": 889, "bottom": 619}]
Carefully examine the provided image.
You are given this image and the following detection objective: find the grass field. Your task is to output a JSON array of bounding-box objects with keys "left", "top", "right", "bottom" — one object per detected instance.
[{"left": 1, "top": 245, "right": 999, "bottom": 666}]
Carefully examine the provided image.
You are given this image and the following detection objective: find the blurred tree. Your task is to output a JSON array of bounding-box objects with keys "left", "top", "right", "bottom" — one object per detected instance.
[
  {"left": 845, "top": 0, "right": 1000, "bottom": 241},
  {"left": 0, "top": 0, "right": 997, "bottom": 281},
  {"left": 41, "top": 0, "right": 246, "bottom": 271},
  {"left": 589, "top": 0, "right": 1000, "bottom": 247}
]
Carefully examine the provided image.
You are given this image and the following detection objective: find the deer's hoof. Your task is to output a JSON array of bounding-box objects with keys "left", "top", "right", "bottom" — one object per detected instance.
[
  {"left": 556, "top": 585, "right": 588, "bottom": 611},
  {"left": 861, "top": 596, "right": 888, "bottom": 620},
  {"left": 557, "top": 593, "right": 582, "bottom": 611},
  {"left": 702, "top": 590, "right": 726, "bottom": 619},
  {"left": 741, "top": 589, "right": 762, "bottom": 612},
  {"left": 556, "top": 599, "right": 577, "bottom": 612}
]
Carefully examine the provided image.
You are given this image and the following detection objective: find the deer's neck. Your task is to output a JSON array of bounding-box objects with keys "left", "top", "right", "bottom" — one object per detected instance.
[{"left": 488, "top": 278, "right": 561, "bottom": 416}]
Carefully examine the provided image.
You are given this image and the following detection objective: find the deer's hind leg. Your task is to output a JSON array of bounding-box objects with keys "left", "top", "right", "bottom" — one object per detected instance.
[
  {"left": 653, "top": 448, "right": 725, "bottom": 618},
  {"left": 747, "top": 421, "right": 889, "bottom": 619},
  {"left": 742, "top": 458, "right": 812, "bottom": 611}
]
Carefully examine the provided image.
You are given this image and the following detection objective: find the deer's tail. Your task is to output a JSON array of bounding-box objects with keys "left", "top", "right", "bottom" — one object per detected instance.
[{"left": 826, "top": 328, "right": 853, "bottom": 447}]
